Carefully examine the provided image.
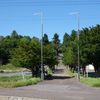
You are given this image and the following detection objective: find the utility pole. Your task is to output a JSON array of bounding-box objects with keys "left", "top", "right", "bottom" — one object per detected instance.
[
  {"left": 33, "top": 13, "right": 44, "bottom": 80},
  {"left": 69, "top": 12, "right": 80, "bottom": 81}
]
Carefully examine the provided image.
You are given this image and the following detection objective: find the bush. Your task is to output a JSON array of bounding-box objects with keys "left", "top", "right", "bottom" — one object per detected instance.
[{"left": 0, "top": 70, "right": 4, "bottom": 73}]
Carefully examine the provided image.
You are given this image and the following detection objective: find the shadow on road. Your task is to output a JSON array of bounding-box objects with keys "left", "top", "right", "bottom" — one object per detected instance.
[{"left": 45, "top": 76, "right": 72, "bottom": 80}]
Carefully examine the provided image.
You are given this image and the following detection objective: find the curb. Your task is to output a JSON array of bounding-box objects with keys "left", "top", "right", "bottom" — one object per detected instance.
[{"left": 0, "top": 96, "right": 53, "bottom": 100}]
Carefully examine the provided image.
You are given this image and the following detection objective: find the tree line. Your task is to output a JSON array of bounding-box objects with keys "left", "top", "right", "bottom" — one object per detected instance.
[
  {"left": 0, "top": 31, "right": 60, "bottom": 77},
  {"left": 62, "top": 24, "right": 100, "bottom": 77}
]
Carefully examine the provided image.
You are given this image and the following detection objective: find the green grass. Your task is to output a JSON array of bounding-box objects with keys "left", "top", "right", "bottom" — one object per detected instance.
[
  {"left": 65, "top": 68, "right": 100, "bottom": 87},
  {"left": 65, "top": 68, "right": 75, "bottom": 77},
  {"left": 0, "top": 75, "right": 41, "bottom": 88},
  {"left": 80, "top": 76, "right": 100, "bottom": 87},
  {"left": 0, "top": 63, "right": 29, "bottom": 72}
]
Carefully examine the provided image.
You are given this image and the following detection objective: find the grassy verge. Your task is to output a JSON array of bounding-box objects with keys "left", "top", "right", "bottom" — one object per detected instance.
[
  {"left": 65, "top": 68, "right": 100, "bottom": 87},
  {"left": 0, "top": 75, "right": 41, "bottom": 88},
  {"left": 65, "top": 68, "right": 75, "bottom": 77},
  {"left": 80, "top": 76, "right": 100, "bottom": 87},
  {"left": 0, "top": 63, "right": 29, "bottom": 72}
]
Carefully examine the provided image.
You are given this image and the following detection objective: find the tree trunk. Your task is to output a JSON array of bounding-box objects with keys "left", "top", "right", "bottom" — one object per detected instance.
[
  {"left": 36, "top": 66, "right": 39, "bottom": 77},
  {"left": 82, "top": 64, "right": 86, "bottom": 78},
  {"left": 95, "top": 67, "right": 98, "bottom": 77}
]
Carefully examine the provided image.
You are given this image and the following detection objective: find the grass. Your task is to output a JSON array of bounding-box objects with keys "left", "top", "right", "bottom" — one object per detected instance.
[
  {"left": 65, "top": 68, "right": 75, "bottom": 77},
  {"left": 65, "top": 67, "right": 100, "bottom": 87},
  {"left": 0, "top": 75, "right": 41, "bottom": 88},
  {"left": 80, "top": 76, "right": 100, "bottom": 87},
  {"left": 0, "top": 66, "right": 57, "bottom": 88},
  {"left": 0, "top": 63, "right": 29, "bottom": 72}
]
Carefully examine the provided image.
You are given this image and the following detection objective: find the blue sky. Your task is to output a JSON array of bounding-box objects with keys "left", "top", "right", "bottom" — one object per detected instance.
[{"left": 0, "top": 0, "right": 100, "bottom": 43}]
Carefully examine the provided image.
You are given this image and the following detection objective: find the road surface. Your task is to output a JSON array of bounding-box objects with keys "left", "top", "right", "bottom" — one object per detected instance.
[
  {"left": 0, "top": 71, "right": 32, "bottom": 77},
  {"left": 0, "top": 61, "right": 100, "bottom": 100}
]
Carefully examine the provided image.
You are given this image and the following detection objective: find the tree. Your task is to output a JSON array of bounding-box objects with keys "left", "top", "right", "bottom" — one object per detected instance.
[
  {"left": 5, "top": 35, "right": 10, "bottom": 39},
  {"left": 61, "top": 33, "right": 70, "bottom": 52},
  {"left": 52, "top": 33, "right": 60, "bottom": 44},
  {"left": 32, "top": 36, "right": 40, "bottom": 43},
  {"left": 20, "top": 36, "right": 31, "bottom": 42},
  {"left": 0, "top": 36, "right": 4, "bottom": 42},
  {"left": 79, "top": 24, "right": 100, "bottom": 77},
  {"left": 63, "top": 33, "right": 70, "bottom": 46},
  {"left": 11, "top": 30, "right": 18, "bottom": 36},
  {"left": 9, "top": 41, "right": 59, "bottom": 77},
  {"left": 62, "top": 47, "right": 76, "bottom": 70},
  {"left": 43, "top": 33, "right": 49, "bottom": 45},
  {"left": 9, "top": 41, "right": 41, "bottom": 77},
  {"left": 70, "top": 30, "right": 77, "bottom": 41},
  {"left": 52, "top": 33, "right": 60, "bottom": 55},
  {"left": 43, "top": 45, "right": 59, "bottom": 70}
]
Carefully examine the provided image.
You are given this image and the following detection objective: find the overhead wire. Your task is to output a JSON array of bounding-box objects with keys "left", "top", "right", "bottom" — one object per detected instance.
[{"left": 0, "top": 0, "right": 100, "bottom": 6}]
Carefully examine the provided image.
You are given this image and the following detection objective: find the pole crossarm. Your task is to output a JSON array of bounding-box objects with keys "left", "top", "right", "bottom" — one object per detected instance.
[
  {"left": 69, "top": 12, "right": 79, "bottom": 15},
  {"left": 33, "top": 13, "right": 42, "bottom": 15}
]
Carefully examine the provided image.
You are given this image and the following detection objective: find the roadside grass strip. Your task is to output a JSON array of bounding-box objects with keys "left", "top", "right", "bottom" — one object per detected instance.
[
  {"left": 65, "top": 68, "right": 75, "bottom": 77},
  {"left": 65, "top": 68, "right": 100, "bottom": 87},
  {"left": 0, "top": 75, "right": 41, "bottom": 88},
  {"left": 80, "top": 76, "right": 100, "bottom": 87}
]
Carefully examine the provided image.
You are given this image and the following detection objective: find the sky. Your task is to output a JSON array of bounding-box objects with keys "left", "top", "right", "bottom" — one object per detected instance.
[{"left": 0, "top": 0, "right": 100, "bottom": 43}]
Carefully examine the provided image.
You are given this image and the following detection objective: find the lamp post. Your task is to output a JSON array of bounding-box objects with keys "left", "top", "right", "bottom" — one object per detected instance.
[
  {"left": 69, "top": 12, "right": 80, "bottom": 81},
  {"left": 33, "top": 13, "right": 44, "bottom": 80}
]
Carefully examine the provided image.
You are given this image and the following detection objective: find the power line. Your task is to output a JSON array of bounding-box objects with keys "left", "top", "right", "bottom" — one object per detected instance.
[{"left": 0, "top": 1, "right": 100, "bottom": 6}]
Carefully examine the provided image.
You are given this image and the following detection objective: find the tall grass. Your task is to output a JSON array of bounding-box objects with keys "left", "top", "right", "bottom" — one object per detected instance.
[{"left": 0, "top": 75, "right": 41, "bottom": 88}]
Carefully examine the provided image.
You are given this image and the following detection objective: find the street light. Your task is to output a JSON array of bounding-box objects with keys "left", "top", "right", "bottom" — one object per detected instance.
[
  {"left": 69, "top": 12, "right": 80, "bottom": 81},
  {"left": 33, "top": 13, "right": 44, "bottom": 80}
]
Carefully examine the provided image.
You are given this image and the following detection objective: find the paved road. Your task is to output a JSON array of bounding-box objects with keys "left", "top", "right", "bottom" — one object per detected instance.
[
  {"left": 0, "top": 71, "right": 32, "bottom": 77},
  {"left": 0, "top": 63, "right": 100, "bottom": 100}
]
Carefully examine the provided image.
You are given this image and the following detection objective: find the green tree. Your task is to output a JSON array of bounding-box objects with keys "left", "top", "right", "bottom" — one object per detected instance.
[
  {"left": 43, "top": 45, "right": 59, "bottom": 70},
  {"left": 32, "top": 36, "right": 40, "bottom": 43},
  {"left": 52, "top": 33, "right": 60, "bottom": 44},
  {"left": 79, "top": 24, "right": 100, "bottom": 77},
  {"left": 5, "top": 35, "right": 10, "bottom": 39},
  {"left": 70, "top": 30, "right": 77, "bottom": 41},
  {"left": 9, "top": 41, "right": 41, "bottom": 77},
  {"left": 63, "top": 33, "right": 70, "bottom": 46},
  {"left": 62, "top": 46, "right": 76, "bottom": 70},
  {"left": 43, "top": 33, "right": 49, "bottom": 45},
  {"left": 61, "top": 33, "right": 70, "bottom": 52},
  {"left": 52, "top": 33, "right": 60, "bottom": 55},
  {"left": 9, "top": 41, "right": 59, "bottom": 77},
  {"left": 20, "top": 36, "right": 31, "bottom": 42},
  {"left": 0, "top": 36, "right": 4, "bottom": 42},
  {"left": 11, "top": 30, "right": 18, "bottom": 36}
]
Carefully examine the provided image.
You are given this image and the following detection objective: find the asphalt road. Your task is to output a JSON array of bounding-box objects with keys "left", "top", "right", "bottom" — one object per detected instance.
[
  {"left": 0, "top": 71, "right": 32, "bottom": 77},
  {"left": 0, "top": 63, "right": 100, "bottom": 100}
]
